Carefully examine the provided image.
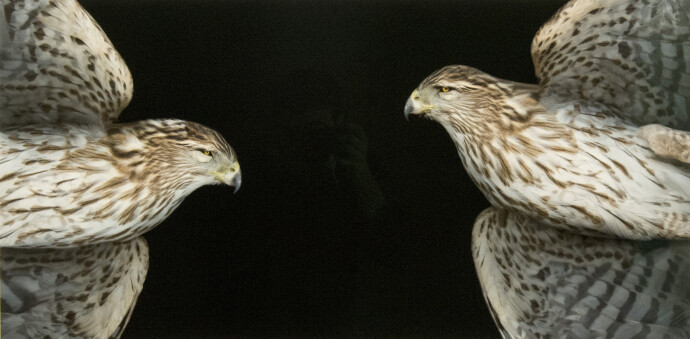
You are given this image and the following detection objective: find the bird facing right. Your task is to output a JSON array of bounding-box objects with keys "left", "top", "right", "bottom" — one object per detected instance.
[
  {"left": 0, "top": 0, "right": 241, "bottom": 247},
  {"left": 406, "top": 0, "right": 690, "bottom": 240}
]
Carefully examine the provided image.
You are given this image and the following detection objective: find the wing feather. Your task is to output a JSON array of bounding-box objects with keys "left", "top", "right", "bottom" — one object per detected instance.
[
  {"left": 532, "top": 0, "right": 690, "bottom": 129},
  {"left": 1, "top": 237, "right": 149, "bottom": 338},
  {"left": 473, "top": 207, "right": 690, "bottom": 338},
  {"left": 0, "top": 0, "right": 132, "bottom": 130}
]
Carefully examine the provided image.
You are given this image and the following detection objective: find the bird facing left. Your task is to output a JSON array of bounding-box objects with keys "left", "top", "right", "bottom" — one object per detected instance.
[
  {"left": 0, "top": 0, "right": 240, "bottom": 247},
  {"left": 405, "top": 0, "right": 690, "bottom": 241}
]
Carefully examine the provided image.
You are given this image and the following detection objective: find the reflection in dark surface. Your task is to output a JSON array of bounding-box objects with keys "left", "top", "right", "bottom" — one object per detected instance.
[
  {"left": 474, "top": 207, "right": 690, "bottom": 337},
  {"left": 266, "top": 69, "right": 385, "bottom": 221},
  {"left": 1, "top": 237, "right": 149, "bottom": 338}
]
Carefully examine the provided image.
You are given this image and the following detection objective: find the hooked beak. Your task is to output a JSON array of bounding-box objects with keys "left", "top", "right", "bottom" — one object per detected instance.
[
  {"left": 404, "top": 89, "right": 432, "bottom": 120},
  {"left": 215, "top": 161, "right": 242, "bottom": 193}
]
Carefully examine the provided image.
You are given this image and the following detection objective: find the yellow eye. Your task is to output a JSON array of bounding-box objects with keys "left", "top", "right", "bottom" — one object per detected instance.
[
  {"left": 202, "top": 150, "right": 213, "bottom": 157},
  {"left": 440, "top": 87, "right": 450, "bottom": 92}
]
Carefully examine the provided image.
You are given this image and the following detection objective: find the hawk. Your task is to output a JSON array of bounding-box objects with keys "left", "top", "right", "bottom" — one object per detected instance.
[
  {"left": 404, "top": 0, "right": 690, "bottom": 336},
  {"left": 405, "top": 0, "right": 690, "bottom": 240},
  {"left": 1, "top": 237, "right": 149, "bottom": 338},
  {"left": 0, "top": 0, "right": 241, "bottom": 247},
  {"left": 474, "top": 207, "right": 690, "bottom": 338}
]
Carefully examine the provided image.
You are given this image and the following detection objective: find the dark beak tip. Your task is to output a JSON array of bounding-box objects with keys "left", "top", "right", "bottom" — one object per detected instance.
[
  {"left": 404, "top": 102, "right": 413, "bottom": 121},
  {"left": 232, "top": 175, "right": 242, "bottom": 194}
]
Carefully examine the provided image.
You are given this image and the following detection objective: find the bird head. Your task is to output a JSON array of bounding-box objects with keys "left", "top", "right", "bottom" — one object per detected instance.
[
  {"left": 107, "top": 119, "right": 242, "bottom": 193},
  {"left": 183, "top": 122, "right": 242, "bottom": 193},
  {"left": 405, "top": 65, "right": 540, "bottom": 137},
  {"left": 405, "top": 65, "right": 505, "bottom": 127}
]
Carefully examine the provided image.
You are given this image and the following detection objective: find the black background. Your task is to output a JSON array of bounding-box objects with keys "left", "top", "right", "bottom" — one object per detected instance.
[{"left": 78, "top": 0, "right": 566, "bottom": 337}]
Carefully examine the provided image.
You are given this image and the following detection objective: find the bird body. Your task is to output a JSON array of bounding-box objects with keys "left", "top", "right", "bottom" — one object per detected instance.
[
  {"left": 0, "top": 0, "right": 241, "bottom": 247},
  {"left": 0, "top": 119, "right": 239, "bottom": 247},
  {"left": 408, "top": 67, "right": 690, "bottom": 239},
  {"left": 406, "top": 0, "right": 690, "bottom": 335}
]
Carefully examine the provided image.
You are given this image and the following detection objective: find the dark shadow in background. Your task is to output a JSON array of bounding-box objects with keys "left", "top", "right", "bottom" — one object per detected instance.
[{"left": 80, "top": 0, "right": 566, "bottom": 337}]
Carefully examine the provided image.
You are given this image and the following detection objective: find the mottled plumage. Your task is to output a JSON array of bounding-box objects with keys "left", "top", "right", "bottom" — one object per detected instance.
[
  {"left": 1, "top": 237, "right": 149, "bottom": 338},
  {"left": 474, "top": 207, "right": 690, "bottom": 338},
  {"left": 0, "top": 0, "right": 241, "bottom": 247},
  {"left": 406, "top": 0, "right": 690, "bottom": 240},
  {"left": 405, "top": 0, "right": 690, "bottom": 336}
]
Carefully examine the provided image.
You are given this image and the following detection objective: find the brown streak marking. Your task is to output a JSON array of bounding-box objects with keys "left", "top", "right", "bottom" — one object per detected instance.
[
  {"left": 79, "top": 198, "right": 99, "bottom": 207},
  {"left": 93, "top": 177, "right": 127, "bottom": 192},
  {"left": 59, "top": 207, "right": 81, "bottom": 216},
  {"left": 611, "top": 213, "right": 637, "bottom": 231},
  {"left": 534, "top": 162, "right": 567, "bottom": 188},
  {"left": 0, "top": 198, "right": 23, "bottom": 207},
  {"left": 610, "top": 159, "right": 631, "bottom": 179},
  {"left": 0, "top": 172, "right": 19, "bottom": 182},
  {"left": 16, "top": 228, "right": 52, "bottom": 241},
  {"left": 17, "top": 170, "right": 48, "bottom": 179},
  {"left": 569, "top": 205, "right": 603, "bottom": 224},
  {"left": 547, "top": 145, "right": 577, "bottom": 153},
  {"left": 119, "top": 204, "right": 138, "bottom": 224}
]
